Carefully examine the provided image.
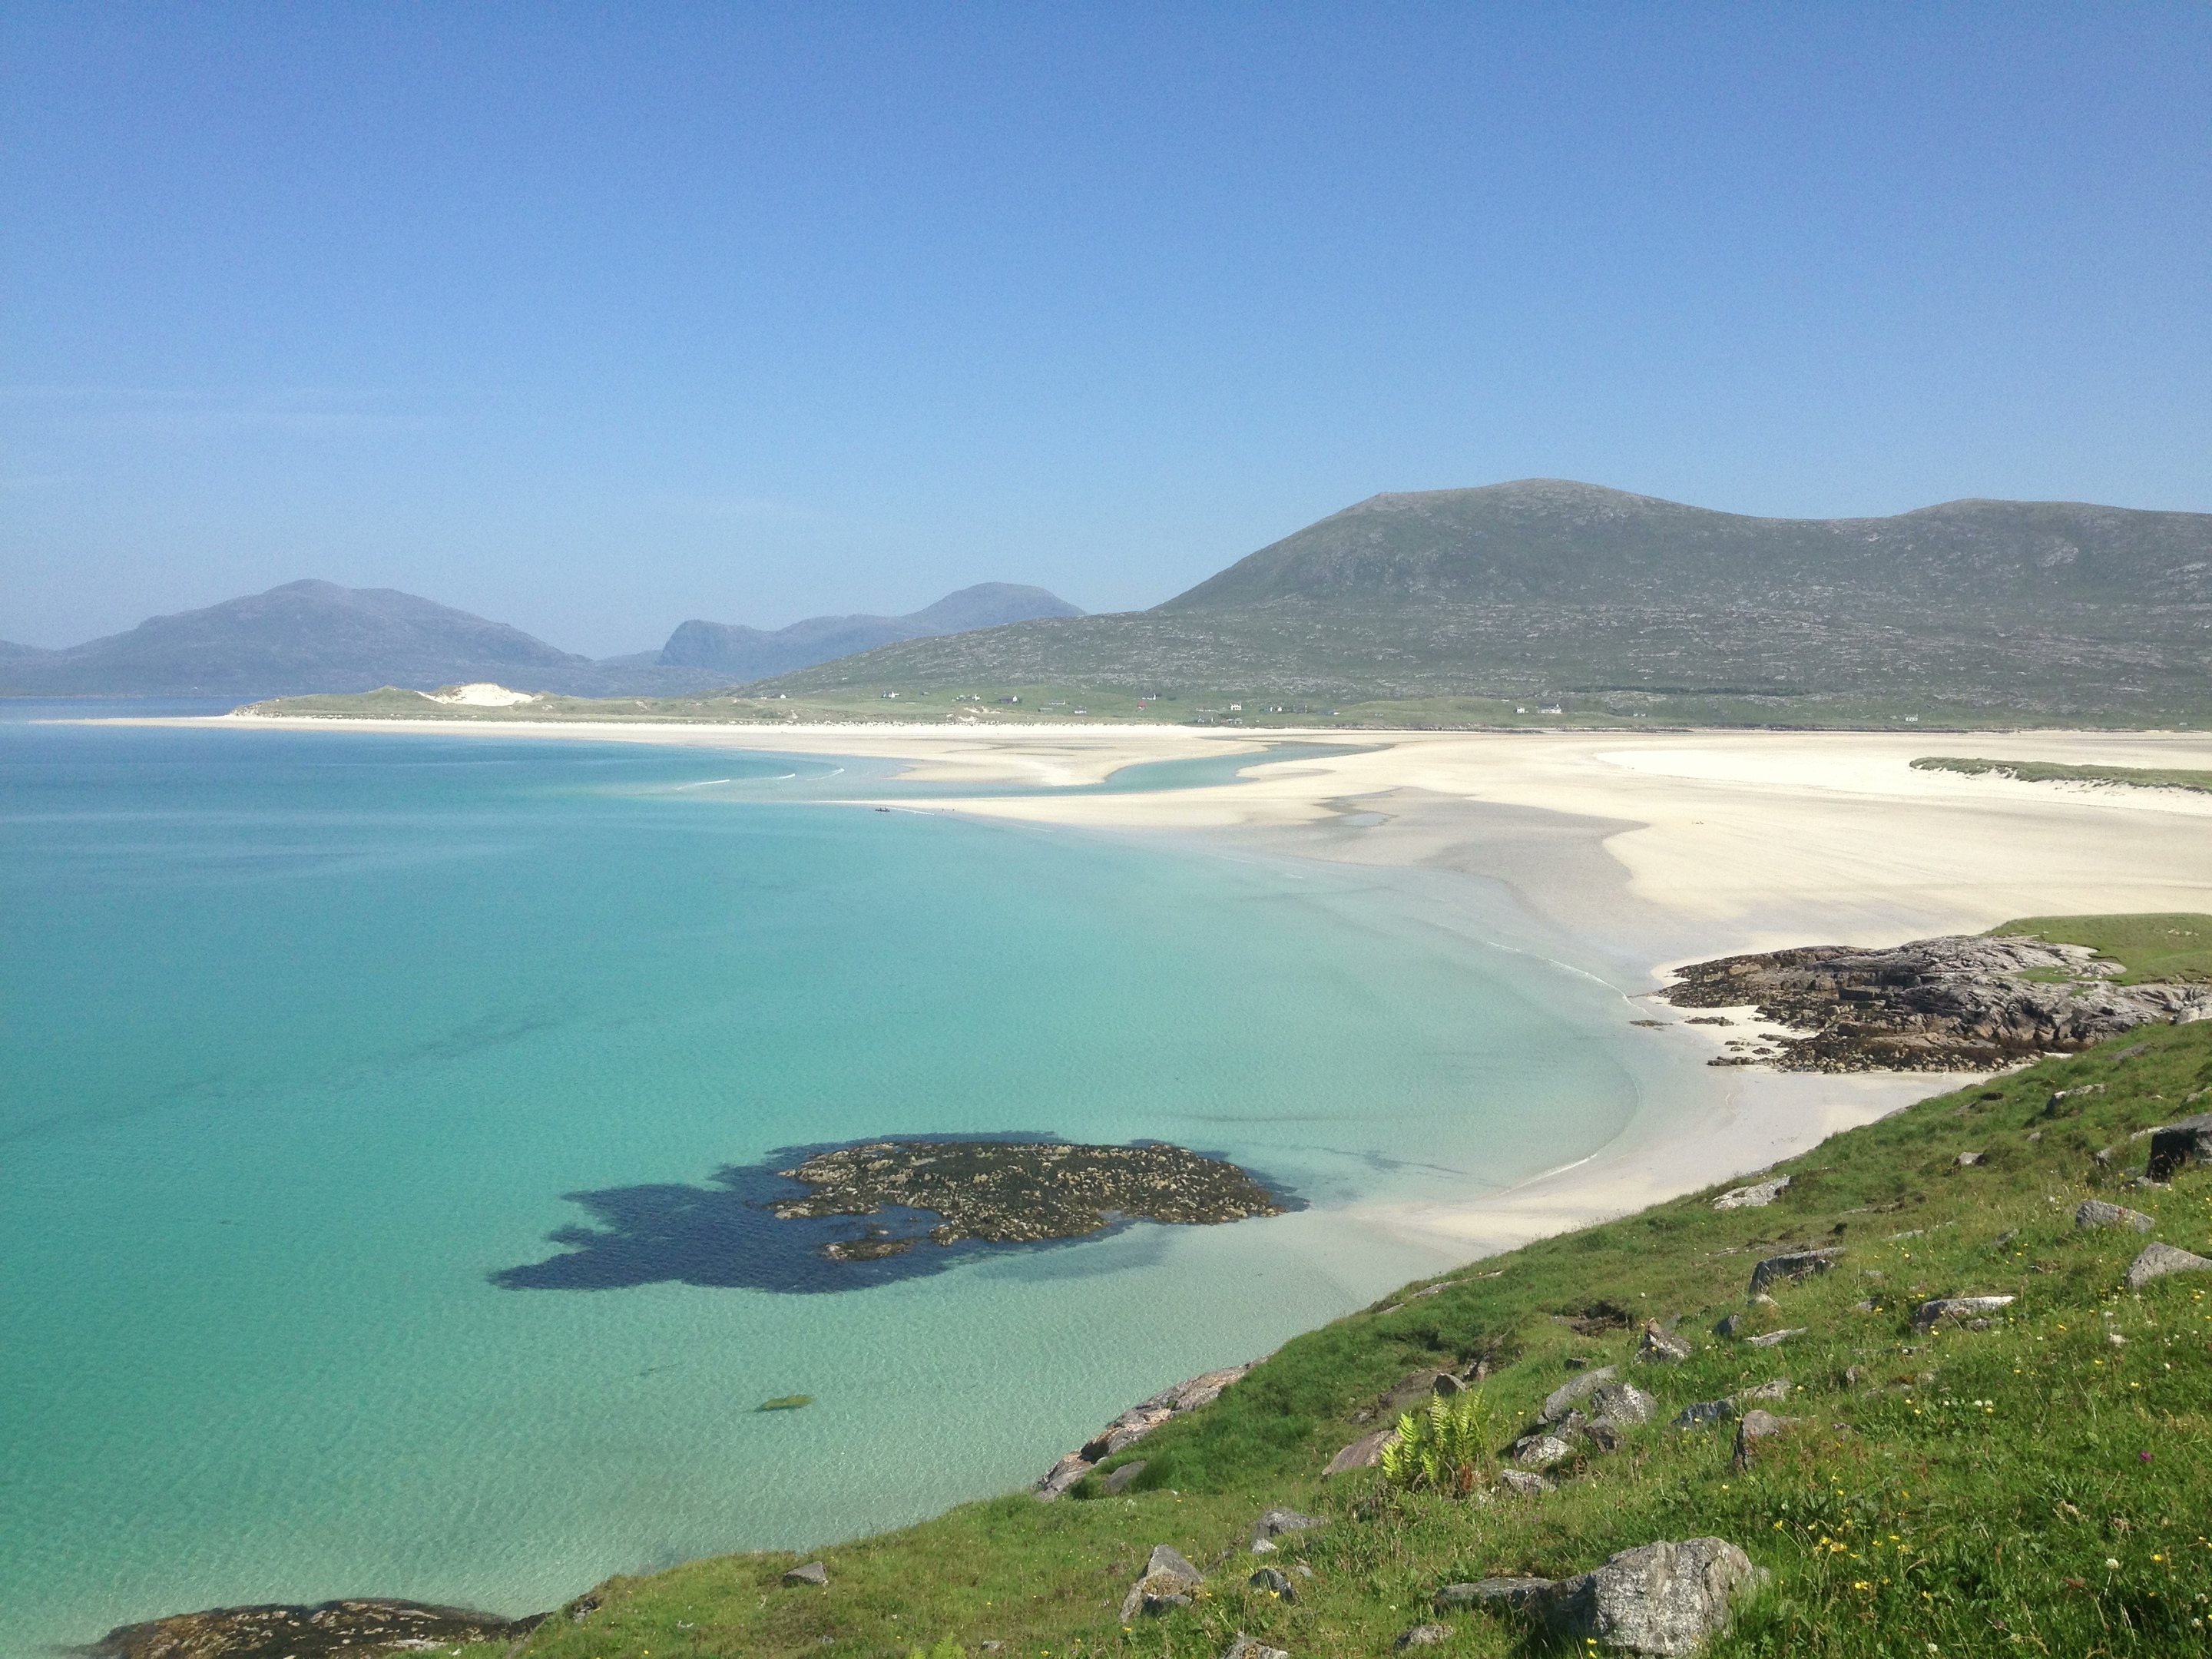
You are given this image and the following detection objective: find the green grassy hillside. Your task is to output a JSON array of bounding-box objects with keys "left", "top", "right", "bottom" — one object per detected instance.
[
  {"left": 749, "top": 484, "right": 2212, "bottom": 724},
  {"left": 1991, "top": 916, "right": 2212, "bottom": 986},
  {"left": 505, "top": 1018, "right": 2212, "bottom": 1659}
]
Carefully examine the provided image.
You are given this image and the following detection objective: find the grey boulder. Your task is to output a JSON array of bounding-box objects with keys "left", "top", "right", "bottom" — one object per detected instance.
[
  {"left": 2075, "top": 1199, "right": 2156, "bottom": 1233},
  {"left": 1541, "top": 1365, "right": 1618, "bottom": 1422},
  {"left": 1247, "top": 1567, "right": 1295, "bottom": 1603},
  {"left": 1222, "top": 1637, "right": 1289, "bottom": 1659},
  {"left": 1910, "top": 1295, "right": 2014, "bottom": 1330},
  {"left": 1747, "top": 1248, "right": 1843, "bottom": 1295},
  {"left": 1250, "top": 1508, "right": 1326, "bottom": 1548},
  {"left": 1322, "top": 1428, "right": 1396, "bottom": 1476},
  {"left": 1637, "top": 1323, "right": 1694, "bottom": 1363},
  {"left": 1120, "top": 1545, "right": 1204, "bottom": 1621},
  {"left": 2127, "top": 1241, "right": 2212, "bottom": 1290},
  {"left": 1495, "top": 1468, "right": 1554, "bottom": 1495},
  {"left": 1102, "top": 1461, "right": 1147, "bottom": 1495},
  {"left": 1512, "top": 1433, "right": 1575, "bottom": 1469},
  {"left": 2149, "top": 1112, "right": 2212, "bottom": 1181},
  {"left": 1587, "top": 1380, "right": 1658, "bottom": 1426},
  {"left": 782, "top": 1561, "right": 828, "bottom": 1587},
  {"left": 1542, "top": 1538, "right": 1765, "bottom": 1654}
]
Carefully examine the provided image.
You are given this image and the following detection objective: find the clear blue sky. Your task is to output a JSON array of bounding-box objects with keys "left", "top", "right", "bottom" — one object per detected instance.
[{"left": 5, "top": 3, "right": 2207, "bottom": 655}]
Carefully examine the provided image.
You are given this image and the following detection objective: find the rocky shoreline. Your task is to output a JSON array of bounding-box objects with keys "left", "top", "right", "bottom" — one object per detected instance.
[{"left": 1657, "top": 933, "right": 2210, "bottom": 1071}]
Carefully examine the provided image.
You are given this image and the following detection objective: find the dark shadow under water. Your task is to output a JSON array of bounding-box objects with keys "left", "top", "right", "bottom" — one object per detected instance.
[{"left": 491, "top": 1131, "right": 1304, "bottom": 1295}]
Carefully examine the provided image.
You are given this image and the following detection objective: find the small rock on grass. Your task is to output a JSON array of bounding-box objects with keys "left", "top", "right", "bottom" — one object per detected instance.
[
  {"left": 782, "top": 1561, "right": 827, "bottom": 1587},
  {"left": 1435, "top": 1577, "right": 1553, "bottom": 1612},
  {"left": 1747, "top": 1247, "right": 1843, "bottom": 1295},
  {"left": 1394, "top": 1622, "right": 1454, "bottom": 1647},
  {"left": 1737, "top": 1377, "right": 1791, "bottom": 1402},
  {"left": 1732, "top": 1410, "right": 1797, "bottom": 1471},
  {"left": 1712, "top": 1176, "right": 1789, "bottom": 1210},
  {"left": 1637, "top": 1321, "right": 1694, "bottom": 1363},
  {"left": 1512, "top": 1433, "right": 1575, "bottom": 1469},
  {"left": 1223, "top": 1636, "right": 1289, "bottom": 1659},
  {"left": 2075, "top": 1199, "right": 2156, "bottom": 1233},
  {"left": 2127, "top": 1241, "right": 2212, "bottom": 1290},
  {"left": 1101, "top": 1460, "right": 1146, "bottom": 1494},
  {"left": 1587, "top": 1380, "right": 1658, "bottom": 1425},
  {"left": 1745, "top": 1327, "right": 1806, "bottom": 1349},
  {"left": 1250, "top": 1507, "right": 1326, "bottom": 1548},
  {"left": 1495, "top": 1467, "right": 1554, "bottom": 1495},
  {"left": 1911, "top": 1295, "right": 2014, "bottom": 1329},
  {"left": 1321, "top": 1428, "right": 1396, "bottom": 1476},
  {"left": 1247, "top": 1567, "right": 1295, "bottom": 1602}
]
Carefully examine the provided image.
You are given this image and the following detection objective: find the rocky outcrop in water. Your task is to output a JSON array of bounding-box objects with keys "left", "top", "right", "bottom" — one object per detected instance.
[
  {"left": 773, "top": 1139, "right": 1286, "bottom": 1258},
  {"left": 1660, "top": 935, "right": 2210, "bottom": 1071},
  {"left": 90, "top": 1599, "right": 541, "bottom": 1659}
]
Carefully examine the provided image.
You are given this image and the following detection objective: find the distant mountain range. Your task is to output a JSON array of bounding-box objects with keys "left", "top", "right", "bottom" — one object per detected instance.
[
  {"left": 757, "top": 480, "right": 2212, "bottom": 720},
  {"left": 646, "top": 583, "right": 1081, "bottom": 680},
  {"left": 0, "top": 580, "right": 1083, "bottom": 698}
]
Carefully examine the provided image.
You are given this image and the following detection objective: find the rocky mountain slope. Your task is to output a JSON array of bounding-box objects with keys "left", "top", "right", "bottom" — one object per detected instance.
[{"left": 755, "top": 482, "right": 2212, "bottom": 720}]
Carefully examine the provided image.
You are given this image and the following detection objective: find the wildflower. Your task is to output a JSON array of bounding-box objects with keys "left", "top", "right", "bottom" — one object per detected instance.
[{"left": 2108, "top": 1558, "right": 2121, "bottom": 1569}]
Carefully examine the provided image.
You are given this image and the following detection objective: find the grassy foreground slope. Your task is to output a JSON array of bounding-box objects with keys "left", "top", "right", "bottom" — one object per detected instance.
[{"left": 513, "top": 1018, "right": 2212, "bottom": 1659}]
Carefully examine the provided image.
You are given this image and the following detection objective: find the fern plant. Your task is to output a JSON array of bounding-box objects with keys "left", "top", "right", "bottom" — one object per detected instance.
[{"left": 1379, "top": 1387, "right": 1502, "bottom": 1498}]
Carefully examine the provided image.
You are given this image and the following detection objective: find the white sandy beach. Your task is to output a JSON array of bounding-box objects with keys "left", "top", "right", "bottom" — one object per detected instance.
[{"left": 132, "top": 713, "right": 2212, "bottom": 1256}]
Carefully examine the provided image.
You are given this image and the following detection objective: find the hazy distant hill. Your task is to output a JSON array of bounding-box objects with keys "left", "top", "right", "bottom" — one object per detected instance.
[
  {"left": 756, "top": 481, "right": 2212, "bottom": 720},
  {"left": 0, "top": 578, "right": 1086, "bottom": 699},
  {"left": 0, "top": 581, "right": 605, "bottom": 697},
  {"left": 656, "top": 583, "right": 1082, "bottom": 679}
]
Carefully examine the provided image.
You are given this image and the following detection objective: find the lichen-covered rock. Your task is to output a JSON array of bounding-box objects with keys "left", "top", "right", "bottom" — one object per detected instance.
[
  {"left": 2127, "top": 1241, "right": 2212, "bottom": 1290},
  {"left": 1248, "top": 1566, "right": 1296, "bottom": 1602},
  {"left": 1394, "top": 1622, "right": 1454, "bottom": 1647},
  {"left": 1513, "top": 1433, "right": 1575, "bottom": 1469},
  {"left": 1495, "top": 1468, "right": 1554, "bottom": 1495},
  {"left": 1712, "top": 1177, "right": 1790, "bottom": 1210},
  {"left": 1587, "top": 1381, "right": 1658, "bottom": 1426},
  {"left": 1541, "top": 1538, "right": 1766, "bottom": 1654},
  {"left": 1120, "top": 1545, "right": 1204, "bottom": 1621},
  {"left": 1744, "top": 1327, "right": 1806, "bottom": 1349},
  {"left": 1911, "top": 1295, "right": 2015, "bottom": 1329},
  {"left": 1542, "top": 1365, "right": 1618, "bottom": 1422},
  {"left": 1637, "top": 1322, "right": 1694, "bottom": 1363},
  {"left": 1737, "top": 1378, "right": 1792, "bottom": 1402},
  {"left": 1222, "top": 1635, "right": 1289, "bottom": 1659},
  {"left": 2075, "top": 1199, "right": 2156, "bottom": 1233}
]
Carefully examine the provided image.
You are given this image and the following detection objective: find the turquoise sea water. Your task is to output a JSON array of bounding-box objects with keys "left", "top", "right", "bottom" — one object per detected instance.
[{"left": 2, "top": 717, "right": 1657, "bottom": 1655}]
